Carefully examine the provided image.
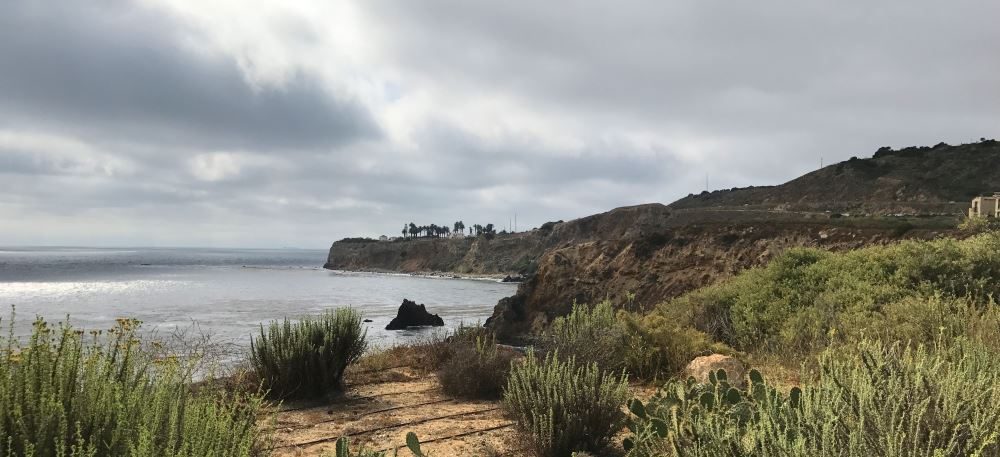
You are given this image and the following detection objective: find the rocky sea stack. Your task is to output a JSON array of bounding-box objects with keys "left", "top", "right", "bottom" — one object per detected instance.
[{"left": 385, "top": 299, "right": 445, "bottom": 330}]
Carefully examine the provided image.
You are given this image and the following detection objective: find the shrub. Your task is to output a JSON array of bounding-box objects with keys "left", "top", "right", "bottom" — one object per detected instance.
[
  {"left": 437, "top": 328, "right": 516, "bottom": 399},
  {"left": 619, "top": 311, "right": 718, "bottom": 380},
  {"left": 660, "top": 232, "right": 1000, "bottom": 354},
  {"left": 546, "top": 301, "right": 719, "bottom": 380},
  {"left": 959, "top": 215, "right": 1000, "bottom": 233},
  {"left": 503, "top": 352, "right": 630, "bottom": 457},
  {"left": 251, "top": 308, "right": 366, "bottom": 400},
  {"left": 624, "top": 338, "right": 1000, "bottom": 457},
  {"left": 0, "top": 316, "right": 266, "bottom": 456},
  {"left": 545, "top": 301, "right": 629, "bottom": 372}
]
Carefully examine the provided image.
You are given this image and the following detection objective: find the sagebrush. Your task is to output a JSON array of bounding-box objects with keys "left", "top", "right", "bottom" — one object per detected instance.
[
  {"left": 437, "top": 326, "right": 515, "bottom": 399},
  {"left": 0, "top": 316, "right": 266, "bottom": 457},
  {"left": 503, "top": 352, "right": 629, "bottom": 457},
  {"left": 251, "top": 308, "right": 367, "bottom": 400},
  {"left": 545, "top": 301, "right": 629, "bottom": 373}
]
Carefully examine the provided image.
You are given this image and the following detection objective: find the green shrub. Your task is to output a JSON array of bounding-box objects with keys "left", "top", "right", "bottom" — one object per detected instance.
[
  {"left": 0, "top": 316, "right": 266, "bottom": 457},
  {"left": 545, "top": 301, "right": 629, "bottom": 372},
  {"left": 959, "top": 215, "right": 1000, "bottom": 233},
  {"left": 659, "top": 232, "right": 1000, "bottom": 354},
  {"left": 619, "top": 311, "right": 719, "bottom": 380},
  {"left": 437, "top": 328, "right": 515, "bottom": 399},
  {"left": 546, "top": 301, "right": 720, "bottom": 380},
  {"left": 503, "top": 352, "right": 630, "bottom": 457},
  {"left": 624, "top": 338, "right": 1000, "bottom": 457},
  {"left": 251, "top": 308, "right": 366, "bottom": 400}
]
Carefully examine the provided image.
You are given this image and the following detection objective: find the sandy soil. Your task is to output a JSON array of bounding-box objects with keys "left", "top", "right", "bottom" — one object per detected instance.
[{"left": 264, "top": 366, "right": 529, "bottom": 456}]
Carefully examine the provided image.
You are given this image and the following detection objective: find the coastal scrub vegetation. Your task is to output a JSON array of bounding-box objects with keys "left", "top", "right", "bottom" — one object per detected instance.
[
  {"left": 624, "top": 338, "right": 1000, "bottom": 457},
  {"left": 544, "top": 300, "right": 721, "bottom": 381},
  {"left": 959, "top": 214, "right": 1000, "bottom": 233},
  {"left": 603, "top": 230, "right": 1000, "bottom": 455},
  {"left": 437, "top": 325, "right": 516, "bottom": 399},
  {"left": 502, "top": 352, "right": 630, "bottom": 457},
  {"left": 251, "top": 308, "right": 366, "bottom": 400},
  {"left": 544, "top": 300, "right": 628, "bottom": 373},
  {"left": 489, "top": 229, "right": 1000, "bottom": 456},
  {"left": 0, "top": 316, "right": 266, "bottom": 456},
  {"left": 655, "top": 231, "right": 1000, "bottom": 356}
]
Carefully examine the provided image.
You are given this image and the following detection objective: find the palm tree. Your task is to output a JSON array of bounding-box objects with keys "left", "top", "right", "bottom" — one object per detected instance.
[{"left": 408, "top": 223, "right": 418, "bottom": 238}]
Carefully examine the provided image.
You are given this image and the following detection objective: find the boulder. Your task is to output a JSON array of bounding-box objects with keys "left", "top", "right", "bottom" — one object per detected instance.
[
  {"left": 385, "top": 299, "right": 445, "bottom": 330},
  {"left": 684, "top": 354, "right": 748, "bottom": 388}
]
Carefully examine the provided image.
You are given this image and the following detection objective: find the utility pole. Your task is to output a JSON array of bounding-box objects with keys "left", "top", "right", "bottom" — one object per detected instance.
[{"left": 514, "top": 212, "right": 517, "bottom": 232}]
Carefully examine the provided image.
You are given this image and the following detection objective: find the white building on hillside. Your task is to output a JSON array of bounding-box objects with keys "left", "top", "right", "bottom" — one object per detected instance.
[{"left": 969, "top": 193, "right": 1000, "bottom": 218}]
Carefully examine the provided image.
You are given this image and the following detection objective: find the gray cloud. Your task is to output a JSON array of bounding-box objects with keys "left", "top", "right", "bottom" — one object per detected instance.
[
  {"left": 0, "top": 0, "right": 998, "bottom": 247},
  {"left": 0, "top": 1, "right": 379, "bottom": 151}
]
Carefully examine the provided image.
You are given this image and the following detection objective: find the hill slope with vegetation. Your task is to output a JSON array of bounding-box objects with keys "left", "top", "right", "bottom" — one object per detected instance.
[
  {"left": 671, "top": 139, "right": 1000, "bottom": 214},
  {"left": 485, "top": 141, "right": 999, "bottom": 337},
  {"left": 326, "top": 141, "right": 999, "bottom": 339}
]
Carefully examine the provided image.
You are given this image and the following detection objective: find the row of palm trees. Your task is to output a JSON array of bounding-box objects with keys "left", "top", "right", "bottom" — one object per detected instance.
[{"left": 401, "top": 221, "right": 497, "bottom": 239}]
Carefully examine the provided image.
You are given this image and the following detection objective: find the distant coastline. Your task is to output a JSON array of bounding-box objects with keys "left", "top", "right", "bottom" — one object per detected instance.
[{"left": 324, "top": 268, "right": 516, "bottom": 283}]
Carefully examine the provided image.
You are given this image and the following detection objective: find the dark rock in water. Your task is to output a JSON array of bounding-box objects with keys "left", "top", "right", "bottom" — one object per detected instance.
[
  {"left": 385, "top": 299, "right": 445, "bottom": 330},
  {"left": 363, "top": 319, "right": 373, "bottom": 323},
  {"left": 502, "top": 274, "right": 526, "bottom": 283}
]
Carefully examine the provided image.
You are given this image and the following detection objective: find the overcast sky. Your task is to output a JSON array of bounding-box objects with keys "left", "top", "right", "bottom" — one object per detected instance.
[{"left": 2, "top": 0, "right": 998, "bottom": 248}]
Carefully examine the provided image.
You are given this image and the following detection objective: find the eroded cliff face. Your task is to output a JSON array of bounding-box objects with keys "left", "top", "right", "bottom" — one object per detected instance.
[
  {"left": 324, "top": 232, "right": 547, "bottom": 275},
  {"left": 328, "top": 142, "right": 988, "bottom": 340},
  {"left": 484, "top": 221, "right": 958, "bottom": 339},
  {"left": 325, "top": 203, "right": 959, "bottom": 340},
  {"left": 324, "top": 204, "right": 677, "bottom": 275}
]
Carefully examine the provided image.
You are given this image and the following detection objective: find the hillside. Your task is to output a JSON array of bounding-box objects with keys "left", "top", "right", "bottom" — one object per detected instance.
[
  {"left": 324, "top": 204, "right": 679, "bottom": 275},
  {"left": 326, "top": 141, "right": 996, "bottom": 339},
  {"left": 671, "top": 140, "right": 1000, "bottom": 214}
]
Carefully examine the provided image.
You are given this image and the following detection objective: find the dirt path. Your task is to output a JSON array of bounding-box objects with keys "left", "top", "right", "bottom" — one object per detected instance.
[{"left": 265, "top": 366, "right": 528, "bottom": 456}]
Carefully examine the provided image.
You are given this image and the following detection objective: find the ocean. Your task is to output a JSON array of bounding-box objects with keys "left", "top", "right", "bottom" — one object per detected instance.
[{"left": 0, "top": 247, "right": 517, "bottom": 350}]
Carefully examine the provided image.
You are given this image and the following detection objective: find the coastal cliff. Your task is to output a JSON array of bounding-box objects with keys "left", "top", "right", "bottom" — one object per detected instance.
[
  {"left": 327, "top": 141, "right": 997, "bottom": 339},
  {"left": 324, "top": 203, "right": 679, "bottom": 276},
  {"left": 324, "top": 232, "right": 545, "bottom": 275},
  {"left": 484, "top": 217, "right": 958, "bottom": 338}
]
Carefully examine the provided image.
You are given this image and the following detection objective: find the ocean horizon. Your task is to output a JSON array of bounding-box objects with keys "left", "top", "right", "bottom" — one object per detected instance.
[{"left": 0, "top": 246, "right": 517, "bottom": 350}]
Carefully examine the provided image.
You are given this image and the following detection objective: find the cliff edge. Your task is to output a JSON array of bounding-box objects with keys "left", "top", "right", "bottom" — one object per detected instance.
[{"left": 326, "top": 140, "right": 997, "bottom": 339}]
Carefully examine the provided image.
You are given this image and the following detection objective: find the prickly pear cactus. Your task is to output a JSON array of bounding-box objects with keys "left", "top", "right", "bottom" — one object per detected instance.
[{"left": 623, "top": 369, "right": 801, "bottom": 457}]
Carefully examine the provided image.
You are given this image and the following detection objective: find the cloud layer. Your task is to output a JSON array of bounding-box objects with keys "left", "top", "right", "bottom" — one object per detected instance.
[{"left": 1, "top": 0, "right": 998, "bottom": 247}]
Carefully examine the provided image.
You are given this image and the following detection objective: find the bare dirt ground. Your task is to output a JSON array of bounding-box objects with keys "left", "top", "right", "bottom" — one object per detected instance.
[{"left": 264, "top": 365, "right": 529, "bottom": 456}]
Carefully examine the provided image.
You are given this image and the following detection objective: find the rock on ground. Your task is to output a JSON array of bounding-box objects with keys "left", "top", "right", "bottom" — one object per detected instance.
[{"left": 684, "top": 354, "right": 748, "bottom": 388}]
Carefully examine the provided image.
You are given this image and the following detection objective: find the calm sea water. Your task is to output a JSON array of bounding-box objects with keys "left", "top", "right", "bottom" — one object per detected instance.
[{"left": 0, "top": 247, "right": 516, "bottom": 349}]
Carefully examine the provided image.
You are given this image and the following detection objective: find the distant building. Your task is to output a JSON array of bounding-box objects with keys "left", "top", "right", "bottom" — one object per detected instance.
[
  {"left": 450, "top": 231, "right": 465, "bottom": 239},
  {"left": 379, "top": 235, "right": 389, "bottom": 241},
  {"left": 969, "top": 193, "right": 1000, "bottom": 218}
]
